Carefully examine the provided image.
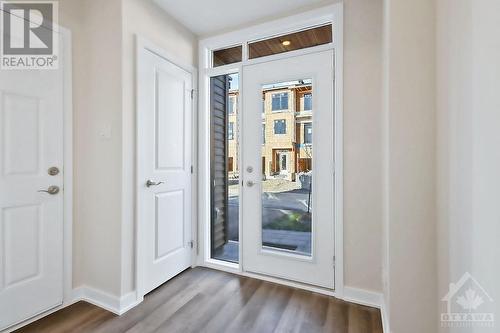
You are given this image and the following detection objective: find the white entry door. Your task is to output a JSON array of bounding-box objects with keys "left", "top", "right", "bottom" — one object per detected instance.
[
  {"left": 0, "top": 51, "right": 64, "bottom": 328},
  {"left": 242, "top": 51, "right": 335, "bottom": 288},
  {"left": 137, "top": 46, "right": 193, "bottom": 295}
]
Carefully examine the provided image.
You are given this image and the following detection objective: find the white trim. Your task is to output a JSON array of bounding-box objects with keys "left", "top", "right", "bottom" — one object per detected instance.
[
  {"left": 343, "top": 287, "right": 384, "bottom": 309},
  {"left": 135, "top": 35, "right": 198, "bottom": 300},
  {"left": 71, "top": 287, "right": 140, "bottom": 315},
  {"left": 380, "top": 296, "right": 391, "bottom": 333},
  {"left": 197, "top": 2, "right": 344, "bottom": 295},
  {"left": 333, "top": 1, "right": 344, "bottom": 299},
  {"left": 61, "top": 26, "right": 74, "bottom": 309}
]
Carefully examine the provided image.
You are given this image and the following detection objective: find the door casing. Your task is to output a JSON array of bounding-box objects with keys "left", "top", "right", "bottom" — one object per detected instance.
[{"left": 197, "top": 3, "right": 344, "bottom": 297}]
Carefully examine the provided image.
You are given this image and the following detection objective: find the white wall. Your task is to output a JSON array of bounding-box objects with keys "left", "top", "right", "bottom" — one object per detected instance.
[
  {"left": 437, "top": 0, "right": 500, "bottom": 332},
  {"left": 60, "top": 0, "right": 124, "bottom": 296},
  {"left": 383, "top": 0, "right": 438, "bottom": 331},
  {"left": 343, "top": 0, "right": 383, "bottom": 293}
]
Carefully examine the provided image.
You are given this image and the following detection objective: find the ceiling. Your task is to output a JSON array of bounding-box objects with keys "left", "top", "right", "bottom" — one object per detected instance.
[{"left": 154, "top": 0, "right": 335, "bottom": 37}]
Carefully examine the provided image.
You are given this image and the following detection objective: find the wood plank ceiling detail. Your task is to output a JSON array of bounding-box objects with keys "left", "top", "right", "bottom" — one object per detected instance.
[{"left": 212, "top": 24, "right": 332, "bottom": 67}]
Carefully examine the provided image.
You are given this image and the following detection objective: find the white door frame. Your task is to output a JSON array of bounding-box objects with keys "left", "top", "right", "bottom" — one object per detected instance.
[
  {"left": 135, "top": 36, "right": 198, "bottom": 301},
  {"left": 4, "top": 27, "right": 74, "bottom": 332},
  {"left": 197, "top": 3, "right": 344, "bottom": 297}
]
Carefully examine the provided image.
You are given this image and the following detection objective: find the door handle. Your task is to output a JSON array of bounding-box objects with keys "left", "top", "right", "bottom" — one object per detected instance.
[
  {"left": 38, "top": 185, "right": 60, "bottom": 195},
  {"left": 246, "top": 180, "right": 256, "bottom": 187},
  {"left": 146, "top": 180, "right": 165, "bottom": 188}
]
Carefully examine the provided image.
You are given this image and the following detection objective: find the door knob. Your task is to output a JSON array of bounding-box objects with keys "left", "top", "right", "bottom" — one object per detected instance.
[
  {"left": 246, "top": 180, "right": 255, "bottom": 187},
  {"left": 38, "top": 186, "right": 60, "bottom": 195},
  {"left": 146, "top": 180, "right": 165, "bottom": 187}
]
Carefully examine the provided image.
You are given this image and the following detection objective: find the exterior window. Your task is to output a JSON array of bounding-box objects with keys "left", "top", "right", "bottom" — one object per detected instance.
[
  {"left": 274, "top": 119, "right": 286, "bottom": 134},
  {"left": 228, "top": 122, "right": 234, "bottom": 140},
  {"left": 229, "top": 96, "right": 236, "bottom": 114},
  {"left": 303, "top": 93, "right": 312, "bottom": 111},
  {"left": 271, "top": 92, "right": 288, "bottom": 111},
  {"left": 304, "top": 123, "right": 312, "bottom": 144},
  {"left": 262, "top": 124, "right": 266, "bottom": 143}
]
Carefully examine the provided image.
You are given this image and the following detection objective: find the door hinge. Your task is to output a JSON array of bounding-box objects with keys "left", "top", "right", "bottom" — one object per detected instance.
[
  {"left": 190, "top": 89, "right": 195, "bottom": 99},
  {"left": 333, "top": 256, "right": 336, "bottom": 268},
  {"left": 188, "top": 240, "right": 194, "bottom": 249},
  {"left": 191, "top": 165, "right": 194, "bottom": 174}
]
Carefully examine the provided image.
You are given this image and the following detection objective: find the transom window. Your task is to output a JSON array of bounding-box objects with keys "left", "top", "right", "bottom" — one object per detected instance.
[
  {"left": 274, "top": 119, "right": 287, "bottom": 134},
  {"left": 272, "top": 93, "right": 289, "bottom": 111}
]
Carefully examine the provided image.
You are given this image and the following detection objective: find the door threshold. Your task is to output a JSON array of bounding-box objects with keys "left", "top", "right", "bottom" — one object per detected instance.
[{"left": 199, "top": 261, "right": 337, "bottom": 298}]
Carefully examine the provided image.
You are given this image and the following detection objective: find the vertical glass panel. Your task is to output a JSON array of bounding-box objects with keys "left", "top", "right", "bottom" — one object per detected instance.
[
  {"left": 212, "top": 45, "right": 243, "bottom": 67},
  {"left": 261, "top": 79, "right": 313, "bottom": 256},
  {"left": 210, "top": 73, "right": 240, "bottom": 263},
  {"left": 248, "top": 25, "right": 332, "bottom": 60}
]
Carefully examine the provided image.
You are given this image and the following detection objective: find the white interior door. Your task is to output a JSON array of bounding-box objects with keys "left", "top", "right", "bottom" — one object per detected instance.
[
  {"left": 0, "top": 50, "right": 64, "bottom": 329},
  {"left": 242, "top": 51, "right": 335, "bottom": 288},
  {"left": 137, "top": 46, "right": 193, "bottom": 295}
]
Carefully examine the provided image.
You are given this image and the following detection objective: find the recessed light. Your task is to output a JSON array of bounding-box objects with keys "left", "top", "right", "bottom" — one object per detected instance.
[{"left": 282, "top": 40, "right": 291, "bottom": 46}]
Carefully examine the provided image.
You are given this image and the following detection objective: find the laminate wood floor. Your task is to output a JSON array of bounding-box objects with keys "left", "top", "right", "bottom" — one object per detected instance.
[{"left": 15, "top": 267, "right": 383, "bottom": 333}]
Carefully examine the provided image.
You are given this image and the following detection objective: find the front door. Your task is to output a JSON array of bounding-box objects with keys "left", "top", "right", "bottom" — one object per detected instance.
[
  {"left": 137, "top": 46, "right": 193, "bottom": 295},
  {"left": 242, "top": 51, "right": 335, "bottom": 288},
  {"left": 0, "top": 43, "right": 64, "bottom": 329},
  {"left": 277, "top": 151, "right": 289, "bottom": 174}
]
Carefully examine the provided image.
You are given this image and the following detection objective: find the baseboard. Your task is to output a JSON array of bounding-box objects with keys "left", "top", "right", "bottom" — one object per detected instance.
[
  {"left": 72, "top": 286, "right": 142, "bottom": 315},
  {"left": 343, "top": 287, "right": 383, "bottom": 308},
  {"left": 380, "top": 297, "right": 391, "bottom": 333}
]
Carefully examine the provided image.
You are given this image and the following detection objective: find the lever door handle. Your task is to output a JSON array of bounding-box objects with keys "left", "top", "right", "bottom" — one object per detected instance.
[
  {"left": 38, "top": 185, "right": 60, "bottom": 195},
  {"left": 146, "top": 180, "right": 165, "bottom": 188}
]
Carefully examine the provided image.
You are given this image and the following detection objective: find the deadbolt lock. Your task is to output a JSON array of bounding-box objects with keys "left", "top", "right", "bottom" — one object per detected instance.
[{"left": 48, "top": 167, "right": 60, "bottom": 176}]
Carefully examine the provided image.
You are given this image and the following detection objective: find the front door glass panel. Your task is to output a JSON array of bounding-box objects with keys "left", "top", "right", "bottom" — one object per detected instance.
[{"left": 261, "top": 79, "right": 313, "bottom": 256}]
